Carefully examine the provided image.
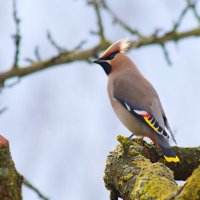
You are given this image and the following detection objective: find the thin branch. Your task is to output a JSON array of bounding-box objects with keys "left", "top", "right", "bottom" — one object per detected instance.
[
  {"left": 23, "top": 178, "right": 49, "bottom": 200},
  {"left": 1, "top": 0, "right": 200, "bottom": 85},
  {"left": 189, "top": 0, "right": 200, "bottom": 24},
  {"left": 1, "top": 27, "right": 200, "bottom": 85},
  {"left": 73, "top": 40, "right": 87, "bottom": 51},
  {"left": 161, "top": 44, "right": 172, "bottom": 66},
  {"left": 0, "top": 107, "right": 8, "bottom": 115},
  {"left": 172, "top": 0, "right": 200, "bottom": 32},
  {"left": 47, "top": 31, "right": 67, "bottom": 53},
  {"left": 150, "top": 30, "right": 173, "bottom": 65},
  {"left": 191, "top": 7, "right": 200, "bottom": 24},
  {"left": 173, "top": 2, "right": 190, "bottom": 32},
  {"left": 4, "top": 78, "right": 21, "bottom": 88},
  {"left": 89, "top": 0, "right": 105, "bottom": 41},
  {"left": 102, "top": 1, "right": 144, "bottom": 38},
  {"left": 156, "top": 0, "right": 200, "bottom": 65},
  {"left": 12, "top": 0, "right": 21, "bottom": 68},
  {"left": 24, "top": 58, "right": 35, "bottom": 64},
  {"left": 34, "top": 46, "right": 42, "bottom": 61}
]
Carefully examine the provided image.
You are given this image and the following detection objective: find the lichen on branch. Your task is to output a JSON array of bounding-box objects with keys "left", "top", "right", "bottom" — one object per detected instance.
[
  {"left": 104, "top": 135, "right": 200, "bottom": 200},
  {"left": 0, "top": 135, "right": 22, "bottom": 200}
]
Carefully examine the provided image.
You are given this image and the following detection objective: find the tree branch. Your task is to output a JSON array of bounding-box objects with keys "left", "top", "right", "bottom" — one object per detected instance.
[
  {"left": 0, "top": 135, "right": 23, "bottom": 200},
  {"left": 12, "top": 0, "right": 21, "bottom": 69},
  {"left": 1, "top": 27, "right": 200, "bottom": 86},
  {"left": 102, "top": 1, "right": 144, "bottom": 38},
  {"left": 23, "top": 178, "right": 49, "bottom": 200},
  {"left": 0, "top": 134, "right": 49, "bottom": 200},
  {"left": 1, "top": 0, "right": 200, "bottom": 86},
  {"left": 104, "top": 135, "right": 200, "bottom": 200},
  {"left": 89, "top": 0, "right": 105, "bottom": 41},
  {"left": 0, "top": 107, "right": 8, "bottom": 115},
  {"left": 173, "top": 165, "right": 200, "bottom": 199},
  {"left": 188, "top": 0, "right": 200, "bottom": 25},
  {"left": 47, "top": 31, "right": 66, "bottom": 53}
]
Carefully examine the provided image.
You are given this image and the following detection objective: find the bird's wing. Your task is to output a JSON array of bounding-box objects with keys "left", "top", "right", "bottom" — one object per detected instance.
[
  {"left": 116, "top": 97, "right": 180, "bottom": 162},
  {"left": 163, "top": 115, "right": 177, "bottom": 144},
  {"left": 112, "top": 70, "right": 177, "bottom": 143},
  {"left": 116, "top": 97, "right": 170, "bottom": 140}
]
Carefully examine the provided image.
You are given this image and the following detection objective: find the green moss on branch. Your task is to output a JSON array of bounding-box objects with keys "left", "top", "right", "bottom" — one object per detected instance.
[
  {"left": 0, "top": 135, "right": 22, "bottom": 200},
  {"left": 174, "top": 166, "right": 200, "bottom": 200},
  {"left": 104, "top": 135, "right": 200, "bottom": 200}
]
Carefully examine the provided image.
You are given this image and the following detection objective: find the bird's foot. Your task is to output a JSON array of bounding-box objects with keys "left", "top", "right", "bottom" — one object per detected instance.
[{"left": 127, "top": 133, "right": 136, "bottom": 141}]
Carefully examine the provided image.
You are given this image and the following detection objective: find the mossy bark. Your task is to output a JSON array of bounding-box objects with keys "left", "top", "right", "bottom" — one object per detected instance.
[
  {"left": 104, "top": 135, "right": 200, "bottom": 200},
  {"left": 0, "top": 135, "right": 23, "bottom": 200}
]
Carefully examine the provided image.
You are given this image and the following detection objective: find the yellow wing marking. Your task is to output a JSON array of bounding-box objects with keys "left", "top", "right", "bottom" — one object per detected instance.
[{"left": 144, "top": 117, "right": 162, "bottom": 135}]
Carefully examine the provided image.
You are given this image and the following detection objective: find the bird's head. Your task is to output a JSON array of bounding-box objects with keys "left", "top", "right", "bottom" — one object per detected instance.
[{"left": 93, "top": 39, "right": 131, "bottom": 75}]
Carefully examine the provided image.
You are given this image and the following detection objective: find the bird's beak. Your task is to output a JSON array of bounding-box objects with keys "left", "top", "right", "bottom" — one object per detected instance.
[{"left": 92, "top": 59, "right": 104, "bottom": 64}]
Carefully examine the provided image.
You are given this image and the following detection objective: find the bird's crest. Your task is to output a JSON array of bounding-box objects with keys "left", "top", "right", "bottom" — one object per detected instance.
[{"left": 100, "top": 39, "right": 131, "bottom": 59}]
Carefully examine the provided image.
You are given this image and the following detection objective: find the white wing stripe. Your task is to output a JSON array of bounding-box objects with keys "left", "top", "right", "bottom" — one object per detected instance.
[
  {"left": 134, "top": 110, "right": 148, "bottom": 115},
  {"left": 124, "top": 102, "right": 131, "bottom": 111}
]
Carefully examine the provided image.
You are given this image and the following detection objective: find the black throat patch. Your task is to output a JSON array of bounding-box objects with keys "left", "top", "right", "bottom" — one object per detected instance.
[{"left": 100, "top": 62, "right": 112, "bottom": 75}]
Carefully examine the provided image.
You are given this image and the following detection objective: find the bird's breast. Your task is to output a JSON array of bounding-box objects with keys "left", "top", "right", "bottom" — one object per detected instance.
[{"left": 108, "top": 94, "right": 148, "bottom": 136}]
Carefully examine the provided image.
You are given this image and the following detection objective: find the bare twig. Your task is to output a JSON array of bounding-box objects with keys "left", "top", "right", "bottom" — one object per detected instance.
[
  {"left": 161, "top": 44, "right": 172, "bottom": 66},
  {"left": 189, "top": 0, "right": 200, "bottom": 24},
  {"left": 158, "top": 0, "right": 200, "bottom": 65},
  {"left": 34, "top": 46, "right": 42, "bottom": 61},
  {"left": 47, "top": 31, "right": 66, "bottom": 53},
  {"left": 24, "top": 58, "right": 35, "bottom": 64},
  {"left": 23, "top": 178, "right": 49, "bottom": 200},
  {"left": 1, "top": 1, "right": 200, "bottom": 86},
  {"left": 12, "top": 0, "right": 21, "bottom": 68},
  {"left": 73, "top": 40, "right": 87, "bottom": 51},
  {"left": 102, "top": 1, "right": 144, "bottom": 38},
  {"left": 0, "top": 107, "right": 8, "bottom": 115},
  {"left": 173, "top": 1, "right": 191, "bottom": 32},
  {"left": 89, "top": 0, "right": 105, "bottom": 41},
  {"left": 4, "top": 78, "right": 21, "bottom": 88},
  {"left": 0, "top": 27, "right": 200, "bottom": 85},
  {"left": 172, "top": 0, "right": 200, "bottom": 30}
]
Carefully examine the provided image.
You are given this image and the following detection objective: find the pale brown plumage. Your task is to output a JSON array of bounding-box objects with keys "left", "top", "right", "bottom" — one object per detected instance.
[{"left": 93, "top": 39, "right": 179, "bottom": 162}]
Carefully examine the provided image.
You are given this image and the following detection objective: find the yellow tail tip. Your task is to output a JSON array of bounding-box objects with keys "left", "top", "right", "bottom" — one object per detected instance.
[{"left": 164, "top": 155, "right": 180, "bottom": 163}]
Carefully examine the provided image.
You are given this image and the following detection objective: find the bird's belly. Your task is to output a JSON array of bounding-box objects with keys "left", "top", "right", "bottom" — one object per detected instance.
[{"left": 111, "top": 99, "right": 146, "bottom": 136}]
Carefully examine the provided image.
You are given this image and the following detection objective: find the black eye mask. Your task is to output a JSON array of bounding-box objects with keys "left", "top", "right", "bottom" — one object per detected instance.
[{"left": 103, "top": 51, "right": 119, "bottom": 60}]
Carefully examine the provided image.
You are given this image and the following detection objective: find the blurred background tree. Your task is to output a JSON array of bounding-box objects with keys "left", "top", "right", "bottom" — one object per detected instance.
[{"left": 0, "top": 0, "right": 200, "bottom": 199}]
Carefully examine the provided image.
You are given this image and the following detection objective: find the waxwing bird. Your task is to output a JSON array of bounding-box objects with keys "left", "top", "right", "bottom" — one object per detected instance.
[{"left": 93, "top": 39, "right": 180, "bottom": 163}]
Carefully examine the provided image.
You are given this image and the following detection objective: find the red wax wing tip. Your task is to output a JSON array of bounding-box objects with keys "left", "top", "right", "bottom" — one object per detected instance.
[
  {"left": 141, "top": 113, "right": 151, "bottom": 118},
  {"left": 0, "top": 135, "right": 9, "bottom": 147}
]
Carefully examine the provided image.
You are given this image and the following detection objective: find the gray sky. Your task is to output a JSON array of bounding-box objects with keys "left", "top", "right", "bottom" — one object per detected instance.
[{"left": 1, "top": 0, "right": 200, "bottom": 199}]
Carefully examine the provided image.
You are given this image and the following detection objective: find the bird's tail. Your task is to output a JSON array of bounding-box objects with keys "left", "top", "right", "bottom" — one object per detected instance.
[
  {"left": 160, "top": 145, "right": 180, "bottom": 163},
  {"left": 154, "top": 134, "right": 180, "bottom": 163}
]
